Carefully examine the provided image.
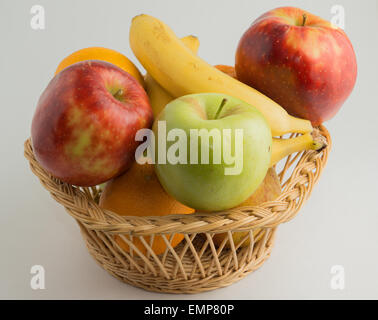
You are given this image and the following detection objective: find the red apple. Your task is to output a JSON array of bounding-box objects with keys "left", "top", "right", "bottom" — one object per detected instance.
[
  {"left": 235, "top": 7, "right": 357, "bottom": 126},
  {"left": 31, "top": 60, "right": 153, "bottom": 186}
]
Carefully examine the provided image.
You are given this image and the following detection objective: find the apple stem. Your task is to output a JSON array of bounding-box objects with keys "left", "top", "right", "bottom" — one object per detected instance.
[
  {"left": 214, "top": 98, "right": 227, "bottom": 119},
  {"left": 113, "top": 88, "right": 124, "bottom": 101},
  {"left": 302, "top": 13, "right": 307, "bottom": 26}
]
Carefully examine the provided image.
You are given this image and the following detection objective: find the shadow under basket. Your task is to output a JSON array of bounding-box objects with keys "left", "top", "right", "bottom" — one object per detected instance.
[{"left": 24, "top": 125, "right": 331, "bottom": 294}]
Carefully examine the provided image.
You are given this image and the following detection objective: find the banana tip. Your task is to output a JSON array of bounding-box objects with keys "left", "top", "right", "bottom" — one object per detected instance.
[
  {"left": 132, "top": 14, "right": 147, "bottom": 22},
  {"left": 311, "top": 128, "right": 328, "bottom": 151}
]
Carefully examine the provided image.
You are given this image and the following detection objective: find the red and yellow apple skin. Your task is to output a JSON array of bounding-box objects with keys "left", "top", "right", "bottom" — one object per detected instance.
[
  {"left": 235, "top": 7, "right": 357, "bottom": 126},
  {"left": 31, "top": 60, "right": 153, "bottom": 187}
]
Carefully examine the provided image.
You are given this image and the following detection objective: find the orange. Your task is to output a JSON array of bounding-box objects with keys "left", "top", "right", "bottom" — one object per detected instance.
[
  {"left": 99, "top": 162, "right": 194, "bottom": 256},
  {"left": 214, "top": 65, "right": 236, "bottom": 79},
  {"left": 54, "top": 47, "right": 145, "bottom": 87}
]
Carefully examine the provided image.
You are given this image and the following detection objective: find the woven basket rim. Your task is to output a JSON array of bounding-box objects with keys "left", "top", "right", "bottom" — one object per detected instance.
[{"left": 24, "top": 125, "right": 331, "bottom": 236}]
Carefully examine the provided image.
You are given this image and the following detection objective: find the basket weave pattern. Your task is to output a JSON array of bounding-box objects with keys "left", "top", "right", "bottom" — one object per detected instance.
[{"left": 24, "top": 125, "right": 331, "bottom": 293}]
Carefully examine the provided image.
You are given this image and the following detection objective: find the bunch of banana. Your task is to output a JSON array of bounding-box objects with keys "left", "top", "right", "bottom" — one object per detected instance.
[
  {"left": 139, "top": 22, "right": 324, "bottom": 166},
  {"left": 130, "top": 14, "right": 315, "bottom": 136}
]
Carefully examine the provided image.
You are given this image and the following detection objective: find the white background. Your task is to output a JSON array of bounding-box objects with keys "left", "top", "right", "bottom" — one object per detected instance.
[{"left": 1, "top": 0, "right": 377, "bottom": 299}]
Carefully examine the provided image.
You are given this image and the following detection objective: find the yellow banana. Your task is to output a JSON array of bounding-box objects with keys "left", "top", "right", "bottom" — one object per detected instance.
[
  {"left": 270, "top": 132, "right": 326, "bottom": 167},
  {"left": 145, "top": 35, "right": 199, "bottom": 117},
  {"left": 144, "top": 75, "right": 172, "bottom": 118},
  {"left": 130, "top": 14, "right": 313, "bottom": 136}
]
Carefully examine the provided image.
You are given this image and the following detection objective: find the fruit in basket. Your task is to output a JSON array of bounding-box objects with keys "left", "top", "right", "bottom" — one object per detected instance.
[
  {"left": 99, "top": 162, "right": 194, "bottom": 255},
  {"left": 31, "top": 60, "right": 153, "bottom": 186},
  {"left": 145, "top": 35, "right": 200, "bottom": 117},
  {"left": 235, "top": 6, "right": 357, "bottom": 126},
  {"left": 129, "top": 14, "right": 313, "bottom": 136},
  {"left": 212, "top": 168, "right": 281, "bottom": 248},
  {"left": 153, "top": 93, "right": 272, "bottom": 211},
  {"left": 55, "top": 47, "right": 145, "bottom": 87}
]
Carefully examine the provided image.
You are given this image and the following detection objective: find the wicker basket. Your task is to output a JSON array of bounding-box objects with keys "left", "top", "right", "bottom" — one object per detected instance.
[{"left": 24, "top": 125, "right": 331, "bottom": 294}]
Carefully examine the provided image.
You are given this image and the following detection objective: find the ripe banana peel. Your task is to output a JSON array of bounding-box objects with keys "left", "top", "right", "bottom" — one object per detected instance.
[
  {"left": 130, "top": 14, "right": 313, "bottom": 136},
  {"left": 145, "top": 35, "right": 199, "bottom": 117}
]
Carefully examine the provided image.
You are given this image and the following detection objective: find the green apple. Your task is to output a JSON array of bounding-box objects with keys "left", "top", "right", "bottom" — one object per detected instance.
[{"left": 153, "top": 93, "right": 271, "bottom": 211}]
